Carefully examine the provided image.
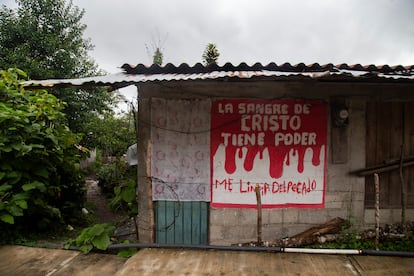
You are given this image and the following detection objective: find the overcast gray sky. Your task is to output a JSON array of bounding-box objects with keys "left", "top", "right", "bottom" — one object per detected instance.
[
  {"left": 2, "top": 0, "right": 413, "bottom": 72},
  {"left": 71, "top": 0, "right": 414, "bottom": 74},
  {"left": 2, "top": 0, "right": 414, "bottom": 105}
]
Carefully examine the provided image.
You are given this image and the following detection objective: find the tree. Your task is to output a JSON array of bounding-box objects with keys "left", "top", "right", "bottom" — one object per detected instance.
[
  {"left": 0, "top": 0, "right": 94, "bottom": 79},
  {"left": 81, "top": 112, "right": 136, "bottom": 158},
  {"left": 0, "top": 0, "right": 114, "bottom": 135},
  {"left": 0, "top": 69, "right": 85, "bottom": 234},
  {"left": 202, "top": 43, "right": 220, "bottom": 66}
]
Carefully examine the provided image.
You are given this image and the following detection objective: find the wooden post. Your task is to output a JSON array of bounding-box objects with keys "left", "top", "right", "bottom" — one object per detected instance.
[
  {"left": 400, "top": 107, "right": 407, "bottom": 227},
  {"left": 255, "top": 184, "right": 262, "bottom": 245},
  {"left": 374, "top": 173, "right": 380, "bottom": 251},
  {"left": 146, "top": 140, "right": 155, "bottom": 242},
  {"left": 134, "top": 100, "right": 140, "bottom": 241}
]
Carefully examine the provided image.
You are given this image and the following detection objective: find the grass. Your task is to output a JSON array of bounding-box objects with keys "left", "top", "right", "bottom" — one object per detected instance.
[{"left": 309, "top": 230, "right": 414, "bottom": 251}]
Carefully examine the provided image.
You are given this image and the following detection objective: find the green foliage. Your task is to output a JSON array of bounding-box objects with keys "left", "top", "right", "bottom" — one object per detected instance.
[
  {"left": 0, "top": 68, "right": 85, "bottom": 234},
  {"left": 311, "top": 227, "right": 414, "bottom": 251},
  {"left": 96, "top": 158, "right": 137, "bottom": 215},
  {"left": 96, "top": 162, "right": 118, "bottom": 194},
  {"left": 81, "top": 112, "right": 135, "bottom": 157},
  {"left": 0, "top": 0, "right": 115, "bottom": 136},
  {"left": 202, "top": 43, "right": 220, "bottom": 66},
  {"left": 153, "top": 47, "right": 163, "bottom": 65},
  {"left": 0, "top": 0, "right": 94, "bottom": 79},
  {"left": 65, "top": 223, "right": 115, "bottom": 254},
  {"left": 111, "top": 179, "right": 138, "bottom": 217},
  {"left": 117, "top": 240, "right": 137, "bottom": 258}
]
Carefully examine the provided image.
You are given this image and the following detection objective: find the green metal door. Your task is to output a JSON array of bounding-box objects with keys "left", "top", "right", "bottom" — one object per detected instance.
[{"left": 155, "top": 201, "right": 208, "bottom": 245}]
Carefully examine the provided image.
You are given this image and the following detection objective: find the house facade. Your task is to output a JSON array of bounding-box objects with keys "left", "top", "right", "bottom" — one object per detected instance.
[{"left": 25, "top": 62, "right": 414, "bottom": 245}]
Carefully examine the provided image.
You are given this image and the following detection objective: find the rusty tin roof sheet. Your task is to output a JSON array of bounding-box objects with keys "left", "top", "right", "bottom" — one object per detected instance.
[{"left": 22, "top": 62, "right": 414, "bottom": 89}]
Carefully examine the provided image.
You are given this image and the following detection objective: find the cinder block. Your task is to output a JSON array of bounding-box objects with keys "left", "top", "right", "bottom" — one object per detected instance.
[
  {"left": 262, "top": 224, "right": 285, "bottom": 240},
  {"left": 298, "top": 209, "right": 328, "bottom": 224},
  {"left": 264, "top": 209, "right": 284, "bottom": 224},
  {"left": 364, "top": 209, "right": 414, "bottom": 226},
  {"left": 283, "top": 224, "right": 314, "bottom": 237},
  {"left": 325, "top": 192, "right": 347, "bottom": 209},
  {"left": 327, "top": 209, "right": 348, "bottom": 220},
  {"left": 223, "top": 224, "right": 256, "bottom": 244},
  {"left": 209, "top": 225, "right": 225, "bottom": 244}
]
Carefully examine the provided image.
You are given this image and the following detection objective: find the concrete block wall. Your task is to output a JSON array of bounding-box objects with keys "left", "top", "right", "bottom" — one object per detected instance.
[
  {"left": 364, "top": 209, "right": 414, "bottom": 226},
  {"left": 137, "top": 81, "right": 414, "bottom": 245}
]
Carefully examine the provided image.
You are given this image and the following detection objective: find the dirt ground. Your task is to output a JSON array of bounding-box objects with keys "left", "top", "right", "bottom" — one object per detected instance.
[{"left": 85, "top": 177, "right": 138, "bottom": 242}]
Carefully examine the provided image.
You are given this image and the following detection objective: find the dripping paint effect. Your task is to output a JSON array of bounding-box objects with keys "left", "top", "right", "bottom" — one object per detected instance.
[
  {"left": 244, "top": 147, "right": 264, "bottom": 172},
  {"left": 224, "top": 146, "right": 238, "bottom": 174},
  {"left": 286, "top": 149, "right": 291, "bottom": 166},
  {"left": 217, "top": 145, "right": 324, "bottom": 179},
  {"left": 312, "top": 146, "right": 322, "bottom": 166}
]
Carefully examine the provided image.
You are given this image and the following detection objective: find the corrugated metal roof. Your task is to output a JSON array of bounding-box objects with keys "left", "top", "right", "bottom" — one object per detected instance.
[{"left": 22, "top": 62, "right": 414, "bottom": 89}]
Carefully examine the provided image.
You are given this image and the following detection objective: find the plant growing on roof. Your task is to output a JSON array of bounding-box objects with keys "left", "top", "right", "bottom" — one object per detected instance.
[
  {"left": 145, "top": 29, "right": 168, "bottom": 65},
  {"left": 202, "top": 43, "right": 220, "bottom": 66}
]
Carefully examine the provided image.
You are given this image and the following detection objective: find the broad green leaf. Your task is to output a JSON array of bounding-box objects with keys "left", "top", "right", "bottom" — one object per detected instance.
[
  {"left": 12, "top": 193, "right": 29, "bottom": 201},
  {"left": 0, "top": 184, "right": 12, "bottom": 193},
  {"left": 121, "top": 188, "right": 135, "bottom": 203},
  {"left": 22, "top": 181, "right": 46, "bottom": 192},
  {"left": 113, "top": 186, "right": 121, "bottom": 196},
  {"left": 88, "top": 224, "right": 105, "bottom": 237},
  {"left": 79, "top": 244, "right": 93, "bottom": 254},
  {"left": 0, "top": 213, "right": 14, "bottom": 224},
  {"left": 22, "top": 183, "right": 36, "bottom": 191},
  {"left": 14, "top": 199, "right": 28, "bottom": 209},
  {"left": 34, "top": 168, "right": 49, "bottom": 179},
  {"left": 7, "top": 205, "right": 23, "bottom": 216},
  {"left": 0, "top": 146, "right": 12, "bottom": 152},
  {"left": 91, "top": 233, "right": 110, "bottom": 250},
  {"left": 7, "top": 171, "right": 22, "bottom": 185},
  {"left": 117, "top": 248, "right": 137, "bottom": 258},
  {"left": 14, "top": 68, "right": 27, "bottom": 78}
]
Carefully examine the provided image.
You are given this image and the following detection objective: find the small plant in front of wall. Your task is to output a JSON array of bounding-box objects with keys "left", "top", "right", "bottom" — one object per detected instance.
[
  {"left": 110, "top": 178, "right": 139, "bottom": 240},
  {"left": 64, "top": 223, "right": 115, "bottom": 254},
  {"left": 110, "top": 179, "right": 137, "bottom": 216},
  {"left": 116, "top": 240, "right": 138, "bottom": 258}
]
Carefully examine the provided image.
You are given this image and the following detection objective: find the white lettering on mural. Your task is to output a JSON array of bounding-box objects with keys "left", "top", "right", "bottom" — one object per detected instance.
[{"left": 219, "top": 103, "right": 317, "bottom": 147}]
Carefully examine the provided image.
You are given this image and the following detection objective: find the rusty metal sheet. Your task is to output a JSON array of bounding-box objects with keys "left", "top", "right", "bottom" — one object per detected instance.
[{"left": 21, "top": 62, "right": 414, "bottom": 89}]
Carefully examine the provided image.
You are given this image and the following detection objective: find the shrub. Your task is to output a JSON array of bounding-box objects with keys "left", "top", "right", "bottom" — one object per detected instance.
[{"left": 0, "top": 68, "right": 86, "bottom": 237}]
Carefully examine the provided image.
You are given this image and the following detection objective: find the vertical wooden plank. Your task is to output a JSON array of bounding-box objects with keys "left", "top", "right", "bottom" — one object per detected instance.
[
  {"left": 165, "top": 201, "right": 175, "bottom": 243},
  {"left": 155, "top": 201, "right": 208, "bottom": 245},
  {"left": 155, "top": 201, "right": 166, "bottom": 244},
  {"left": 146, "top": 141, "right": 155, "bottom": 242},
  {"left": 388, "top": 102, "right": 403, "bottom": 207},
  {"left": 183, "top": 202, "right": 192, "bottom": 244},
  {"left": 200, "top": 202, "right": 208, "bottom": 244},
  {"left": 137, "top": 97, "right": 152, "bottom": 243},
  {"left": 379, "top": 102, "right": 392, "bottom": 208},
  {"left": 365, "top": 102, "right": 414, "bottom": 209},
  {"left": 365, "top": 102, "right": 377, "bottom": 207},
  {"left": 191, "top": 202, "right": 201, "bottom": 244},
  {"left": 404, "top": 103, "right": 414, "bottom": 207},
  {"left": 174, "top": 201, "right": 184, "bottom": 244}
]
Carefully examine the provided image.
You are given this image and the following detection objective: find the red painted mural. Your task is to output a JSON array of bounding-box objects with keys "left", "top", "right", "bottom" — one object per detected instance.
[{"left": 211, "top": 99, "right": 327, "bottom": 208}]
